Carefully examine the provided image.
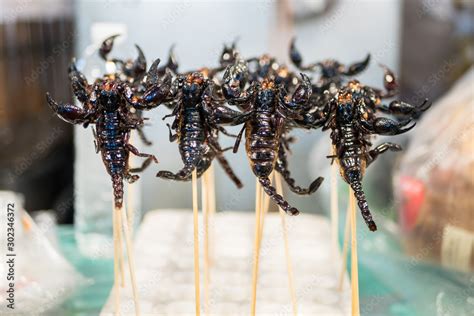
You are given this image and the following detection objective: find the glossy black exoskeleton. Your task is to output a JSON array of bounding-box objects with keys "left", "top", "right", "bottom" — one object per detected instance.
[
  {"left": 126, "top": 69, "right": 243, "bottom": 187},
  {"left": 46, "top": 60, "right": 166, "bottom": 208},
  {"left": 219, "top": 61, "right": 324, "bottom": 214}
]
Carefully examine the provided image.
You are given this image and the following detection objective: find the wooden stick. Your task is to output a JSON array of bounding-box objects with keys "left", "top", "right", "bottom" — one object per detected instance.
[
  {"left": 338, "top": 203, "right": 351, "bottom": 291},
  {"left": 274, "top": 173, "right": 298, "bottom": 316},
  {"left": 201, "top": 171, "right": 210, "bottom": 315},
  {"left": 126, "top": 181, "right": 136, "bottom": 236},
  {"left": 192, "top": 170, "right": 201, "bottom": 316},
  {"left": 119, "top": 205, "right": 141, "bottom": 316},
  {"left": 116, "top": 210, "right": 125, "bottom": 288},
  {"left": 208, "top": 164, "right": 216, "bottom": 215},
  {"left": 251, "top": 179, "right": 263, "bottom": 316},
  {"left": 113, "top": 208, "right": 120, "bottom": 316},
  {"left": 207, "top": 165, "right": 216, "bottom": 267},
  {"left": 330, "top": 148, "right": 340, "bottom": 260},
  {"left": 126, "top": 133, "right": 137, "bottom": 235},
  {"left": 349, "top": 189, "right": 360, "bottom": 316},
  {"left": 258, "top": 175, "right": 271, "bottom": 249}
]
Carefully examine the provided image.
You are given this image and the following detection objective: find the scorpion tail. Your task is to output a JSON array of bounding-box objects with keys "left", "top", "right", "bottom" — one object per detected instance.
[
  {"left": 348, "top": 175, "right": 377, "bottom": 231},
  {"left": 112, "top": 174, "right": 124, "bottom": 209},
  {"left": 258, "top": 177, "right": 299, "bottom": 215}
]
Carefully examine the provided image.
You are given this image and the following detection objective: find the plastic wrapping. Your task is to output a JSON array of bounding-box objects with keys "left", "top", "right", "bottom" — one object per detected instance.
[
  {"left": 394, "top": 68, "right": 474, "bottom": 272},
  {"left": 0, "top": 191, "right": 88, "bottom": 314}
]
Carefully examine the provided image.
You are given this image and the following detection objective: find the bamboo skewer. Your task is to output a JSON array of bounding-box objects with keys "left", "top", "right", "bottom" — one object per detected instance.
[
  {"left": 126, "top": 133, "right": 137, "bottom": 235},
  {"left": 117, "top": 210, "right": 125, "bottom": 288},
  {"left": 251, "top": 179, "right": 263, "bottom": 316},
  {"left": 113, "top": 208, "right": 120, "bottom": 316},
  {"left": 120, "top": 205, "right": 141, "bottom": 316},
  {"left": 338, "top": 203, "right": 351, "bottom": 291},
  {"left": 330, "top": 149, "right": 340, "bottom": 260},
  {"left": 192, "top": 170, "right": 201, "bottom": 316},
  {"left": 349, "top": 190, "right": 360, "bottom": 316},
  {"left": 274, "top": 173, "right": 298, "bottom": 316},
  {"left": 126, "top": 182, "right": 136, "bottom": 236},
  {"left": 201, "top": 171, "right": 210, "bottom": 315}
]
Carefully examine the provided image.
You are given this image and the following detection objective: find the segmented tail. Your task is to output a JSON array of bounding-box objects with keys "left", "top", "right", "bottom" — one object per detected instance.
[
  {"left": 258, "top": 177, "right": 299, "bottom": 215},
  {"left": 112, "top": 174, "right": 124, "bottom": 209},
  {"left": 349, "top": 178, "right": 377, "bottom": 231}
]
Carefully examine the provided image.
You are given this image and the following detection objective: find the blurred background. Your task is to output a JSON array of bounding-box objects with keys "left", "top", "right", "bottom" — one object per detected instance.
[{"left": 0, "top": 0, "right": 473, "bottom": 315}]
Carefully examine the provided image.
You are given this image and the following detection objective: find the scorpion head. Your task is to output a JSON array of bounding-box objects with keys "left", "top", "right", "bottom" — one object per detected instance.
[
  {"left": 222, "top": 60, "right": 248, "bottom": 99},
  {"left": 257, "top": 79, "right": 276, "bottom": 107},
  {"left": 182, "top": 72, "right": 205, "bottom": 102},
  {"left": 97, "top": 78, "right": 123, "bottom": 111},
  {"left": 336, "top": 90, "right": 355, "bottom": 124}
]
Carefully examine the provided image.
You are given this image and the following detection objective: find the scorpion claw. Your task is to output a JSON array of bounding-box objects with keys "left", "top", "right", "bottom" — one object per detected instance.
[
  {"left": 289, "top": 37, "right": 303, "bottom": 68},
  {"left": 99, "top": 34, "right": 120, "bottom": 60},
  {"left": 46, "top": 93, "right": 58, "bottom": 111},
  {"left": 344, "top": 54, "right": 371, "bottom": 76},
  {"left": 132, "top": 44, "right": 147, "bottom": 77}
]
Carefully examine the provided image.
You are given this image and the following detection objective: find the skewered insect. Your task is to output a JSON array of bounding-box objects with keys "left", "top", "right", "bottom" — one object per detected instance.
[
  {"left": 221, "top": 61, "right": 324, "bottom": 214},
  {"left": 127, "top": 69, "right": 244, "bottom": 187},
  {"left": 46, "top": 59, "right": 164, "bottom": 208},
  {"left": 321, "top": 79, "right": 431, "bottom": 231}
]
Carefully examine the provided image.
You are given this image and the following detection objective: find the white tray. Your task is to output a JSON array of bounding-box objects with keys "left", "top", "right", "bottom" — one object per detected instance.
[{"left": 101, "top": 210, "right": 351, "bottom": 315}]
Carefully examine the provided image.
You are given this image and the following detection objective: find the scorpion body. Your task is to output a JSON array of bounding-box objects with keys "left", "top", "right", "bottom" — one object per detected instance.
[
  {"left": 321, "top": 80, "right": 430, "bottom": 231},
  {"left": 96, "top": 107, "right": 129, "bottom": 207},
  {"left": 331, "top": 100, "right": 373, "bottom": 229},
  {"left": 244, "top": 82, "right": 301, "bottom": 214},
  {"left": 222, "top": 60, "right": 324, "bottom": 214},
  {"left": 130, "top": 71, "right": 243, "bottom": 187},
  {"left": 46, "top": 37, "right": 172, "bottom": 208}
]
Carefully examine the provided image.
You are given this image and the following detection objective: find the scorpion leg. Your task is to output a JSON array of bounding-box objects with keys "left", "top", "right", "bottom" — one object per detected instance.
[
  {"left": 259, "top": 177, "right": 299, "bottom": 215},
  {"left": 216, "top": 125, "right": 238, "bottom": 138},
  {"left": 215, "top": 152, "right": 242, "bottom": 188},
  {"left": 92, "top": 126, "right": 100, "bottom": 153},
  {"left": 366, "top": 142, "right": 402, "bottom": 166},
  {"left": 156, "top": 161, "right": 197, "bottom": 181},
  {"left": 124, "top": 172, "right": 140, "bottom": 184},
  {"left": 232, "top": 125, "right": 246, "bottom": 153},
  {"left": 129, "top": 155, "right": 155, "bottom": 173},
  {"left": 136, "top": 126, "right": 153, "bottom": 146},
  {"left": 208, "top": 135, "right": 243, "bottom": 188},
  {"left": 275, "top": 144, "right": 324, "bottom": 195},
  {"left": 125, "top": 143, "right": 158, "bottom": 163},
  {"left": 166, "top": 123, "right": 178, "bottom": 142}
]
